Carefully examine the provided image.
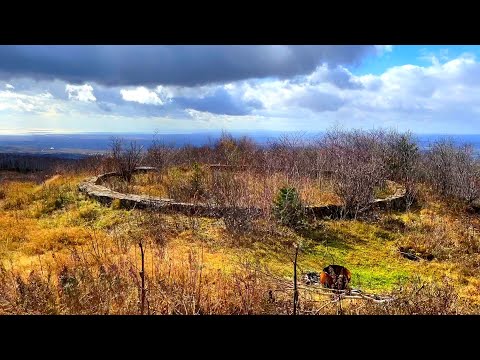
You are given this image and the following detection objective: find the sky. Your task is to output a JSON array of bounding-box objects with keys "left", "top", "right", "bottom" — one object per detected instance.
[{"left": 1, "top": 45, "right": 480, "bottom": 135}]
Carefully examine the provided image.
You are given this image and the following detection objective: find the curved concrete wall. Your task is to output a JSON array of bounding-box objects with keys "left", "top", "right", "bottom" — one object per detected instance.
[
  {"left": 78, "top": 167, "right": 263, "bottom": 218},
  {"left": 78, "top": 167, "right": 406, "bottom": 219}
]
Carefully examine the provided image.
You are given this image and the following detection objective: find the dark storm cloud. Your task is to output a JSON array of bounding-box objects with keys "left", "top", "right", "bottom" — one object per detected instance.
[
  {"left": 319, "top": 67, "right": 364, "bottom": 89},
  {"left": 0, "top": 45, "right": 377, "bottom": 87},
  {"left": 94, "top": 85, "right": 125, "bottom": 104},
  {"left": 174, "top": 88, "right": 263, "bottom": 115}
]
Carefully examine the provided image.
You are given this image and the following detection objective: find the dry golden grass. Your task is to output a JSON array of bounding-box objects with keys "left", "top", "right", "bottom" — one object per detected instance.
[
  {"left": 102, "top": 166, "right": 343, "bottom": 208},
  {"left": 1, "top": 169, "right": 480, "bottom": 314}
]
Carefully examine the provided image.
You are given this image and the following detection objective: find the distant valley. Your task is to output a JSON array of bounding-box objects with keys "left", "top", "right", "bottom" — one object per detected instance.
[{"left": 3, "top": 132, "right": 480, "bottom": 157}]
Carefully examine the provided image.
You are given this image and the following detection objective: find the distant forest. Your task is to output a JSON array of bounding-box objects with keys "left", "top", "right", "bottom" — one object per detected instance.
[{"left": 0, "top": 153, "right": 83, "bottom": 173}]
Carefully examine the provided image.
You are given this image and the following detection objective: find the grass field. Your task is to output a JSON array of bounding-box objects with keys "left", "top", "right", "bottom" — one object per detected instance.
[{"left": 1, "top": 167, "right": 479, "bottom": 314}]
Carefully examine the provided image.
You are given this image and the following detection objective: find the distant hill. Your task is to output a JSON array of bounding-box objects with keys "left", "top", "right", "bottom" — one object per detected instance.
[
  {"left": 2, "top": 132, "right": 480, "bottom": 156},
  {"left": 0, "top": 131, "right": 289, "bottom": 155}
]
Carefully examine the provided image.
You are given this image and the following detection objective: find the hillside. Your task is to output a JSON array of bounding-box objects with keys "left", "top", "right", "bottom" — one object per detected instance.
[
  {"left": 1, "top": 167, "right": 479, "bottom": 314},
  {"left": 2, "top": 130, "right": 480, "bottom": 314}
]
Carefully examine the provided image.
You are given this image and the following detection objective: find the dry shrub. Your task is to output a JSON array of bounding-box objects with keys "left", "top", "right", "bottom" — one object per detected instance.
[
  {"left": 14, "top": 270, "right": 57, "bottom": 315},
  {"left": 212, "top": 132, "right": 258, "bottom": 167},
  {"left": 221, "top": 209, "right": 258, "bottom": 236},
  {"left": 380, "top": 215, "right": 407, "bottom": 232},
  {"left": 0, "top": 230, "right": 290, "bottom": 315},
  {"left": 323, "top": 129, "right": 388, "bottom": 218},
  {"left": 110, "top": 137, "right": 144, "bottom": 182},
  {"left": 1, "top": 182, "right": 36, "bottom": 210},
  {"left": 57, "top": 263, "right": 136, "bottom": 315},
  {"left": 164, "top": 168, "right": 189, "bottom": 201},
  {"left": 0, "top": 266, "right": 16, "bottom": 314},
  {"left": 207, "top": 170, "right": 258, "bottom": 234},
  {"left": 209, "top": 170, "right": 250, "bottom": 207},
  {"left": 32, "top": 184, "right": 76, "bottom": 217},
  {"left": 146, "top": 139, "right": 176, "bottom": 171},
  {"left": 0, "top": 245, "right": 472, "bottom": 315},
  {"left": 456, "top": 254, "right": 480, "bottom": 277},
  {"left": 137, "top": 211, "right": 169, "bottom": 247},
  {"left": 399, "top": 221, "right": 453, "bottom": 260},
  {"left": 146, "top": 255, "right": 273, "bottom": 315},
  {"left": 398, "top": 214, "right": 480, "bottom": 261},
  {"left": 100, "top": 172, "right": 166, "bottom": 197},
  {"left": 164, "top": 165, "right": 207, "bottom": 202},
  {"left": 384, "top": 131, "right": 420, "bottom": 209},
  {"left": 456, "top": 223, "right": 480, "bottom": 255},
  {"left": 424, "top": 140, "right": 480, "bottom": 203},
  {"left": 357, "top": 277, "right": 460, "bottom": 315},
  {"left": 78, "top": 203, "right": 100, "bottom": 222},
  {"left": 101, "top": 176, "right": 132, "bottom": 194}
]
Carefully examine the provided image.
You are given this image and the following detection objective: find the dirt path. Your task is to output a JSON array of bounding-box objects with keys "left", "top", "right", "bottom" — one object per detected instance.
[{"left": 44, "top": 174, "right": 61, "bottom": 185}]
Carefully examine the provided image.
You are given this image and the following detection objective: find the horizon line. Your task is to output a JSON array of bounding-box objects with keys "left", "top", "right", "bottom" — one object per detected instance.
[{"left": 3, "top": 130, "right": 480, "bottom": 137}]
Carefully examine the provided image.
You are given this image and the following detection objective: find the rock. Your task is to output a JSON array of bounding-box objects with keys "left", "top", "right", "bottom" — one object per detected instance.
[
  {"left": 400, "top": 250, "right": 419, "bottom": 261},
  {"left": 399, "top": 246, "right": 434, "bottom": 261},
  {"left": 303, "top": 272, "right": 320, "bottom": 285}
]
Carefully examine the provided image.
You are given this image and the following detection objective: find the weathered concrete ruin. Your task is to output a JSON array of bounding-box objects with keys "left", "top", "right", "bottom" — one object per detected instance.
[{"left": 78, "top": 167, "right": 407, "bottom": 219}]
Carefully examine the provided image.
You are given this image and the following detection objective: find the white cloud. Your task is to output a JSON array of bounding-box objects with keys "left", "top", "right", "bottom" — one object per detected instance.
[
  {"left": 120, "top": 86, "right": 166, "bottom": 105},
  {"left": 5, "top": 50, "right": 480, "bottom": 134},
  {"left": 201, "top": 53, "right": 480, "bottom": 133},
  {"left": 375, "top": 45, "right": 393, "bottom": 56},
  {"left": 184, "top": 108, "right": 279, "bottom": 130},
  {"left": 252, "top": 54, "right": 480, "bottom": 115},
  {"left": 65, "top": 83, "right": 96, "bottom": 102},
  {"left": 5, "top": 83, "right": 14, "bottom": 89},
  {"left": 0, "top": 90, "right": 56, "bottom": 112},
  {"left": 307, "top": 64, "right": 363, "bottom": 89},
  {"left": 154, "top": 84, "right": 214, "bottom": 99}
]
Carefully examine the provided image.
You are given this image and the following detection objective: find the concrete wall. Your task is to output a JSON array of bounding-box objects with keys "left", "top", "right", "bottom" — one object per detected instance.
[{"left": 78, "top": 167, "right": 406, "bottom": 219}]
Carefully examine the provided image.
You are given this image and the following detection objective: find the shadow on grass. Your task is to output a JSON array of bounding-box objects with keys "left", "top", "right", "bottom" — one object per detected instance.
[{"left": 296, "top": 223, "right": 362, "bottom": 252}]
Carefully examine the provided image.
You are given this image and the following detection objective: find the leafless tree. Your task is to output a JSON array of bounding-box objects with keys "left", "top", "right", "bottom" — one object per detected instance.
[
  {"left": 265, "top": 133, "right": 319, "bottom": 179},
  {"left": 146, "top": 138, "right": 175, "bottom": 172},
  {"left": 322, "top": 128, "right": 388, "bottom": 217},
  {"left": 384, "top": 131, "right": 420, "bottom": 209},
  {"left": 203, "top": 166, "right": 263, "bottom": 234},
  {"left": 110, "top": 137, "right": 144, "bottom": 182},
  {"left": 425, "top": 140, "right": 480, "bottom": 203},
  {"left": 211, "top": 131, "right": 259, "bottom": 167}
]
